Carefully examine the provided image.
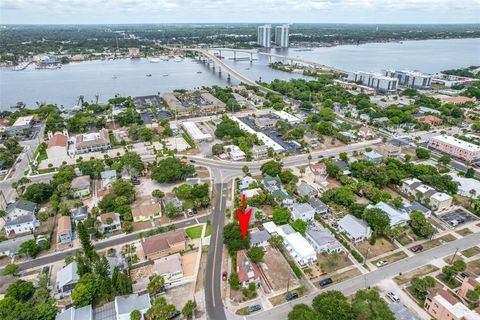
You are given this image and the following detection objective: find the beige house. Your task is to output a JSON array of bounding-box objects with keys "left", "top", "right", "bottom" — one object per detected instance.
[
  {"left": 425, "top": 288, "right": 480, "bottom": 320},
  {"left": 458, "top": 276, "right": 480, "bottom": 301},
  {"left": 378, "top": 143, "right": 402, "bottom": 159},
  {"left": 132, "top": 203, "right": 162, "bottom": 223},
  {"left": 71, "top": 175, "right": 91, "bottom": 198},
  {"left": 154, "top": 253, "right": 183, "bottom": 282},
  {"left": 141, "top": 229, "right": 186, "bottom": 260}
]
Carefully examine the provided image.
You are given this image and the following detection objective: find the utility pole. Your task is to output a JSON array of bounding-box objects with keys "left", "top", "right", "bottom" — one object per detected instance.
[{"left": 450, "top": 247, "right": 459, "bottom": 264}]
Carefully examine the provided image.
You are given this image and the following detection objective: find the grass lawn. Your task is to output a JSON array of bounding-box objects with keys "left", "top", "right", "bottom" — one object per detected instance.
[
  {"left": 394, "top": 264, "right": 439, "bottom": 285},
  {"left": 458, "top": 228, "right": 473, "bottom": 236},
  {"left": 372, "top": 251, "right": 407, "bottom": 266},
  {"left": 462, "top": 247, "right": 480, "bottom": 258},
  {"left": 186, "top": 225, "right": 203, "bottom": 239},
  {"left": 205, "top": 224, "right": 211, "bottom": 237},
  {"left": 467, "top": 259, "right": 480, "bottom": 275},
  {"left": 355, "top": 236, "right": 398, "bottom": 258},
  {"left": 436, "top": 274, "right": 461, "bottom": 289},
  {"left": 235, "top": 307, "right": 249, "bottom": 316},
  {"left": 317, "top": 252, "right": 353, "bottom": 274}
]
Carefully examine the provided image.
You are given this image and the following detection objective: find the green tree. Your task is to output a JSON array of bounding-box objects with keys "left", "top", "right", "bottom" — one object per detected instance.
[
  {"left": 411, "top": 276, "right": 436, "bottom": 300},
  {"left": 3, "top": 263, "right": 19, "bottom": 276},
  {"left": 228, "top": 272, "right": 240, "bottom": 290},
  {"left": 181, "top": 300, "right": 197, "bottom": 320},
  {"left": 409, "top": 211, "right": 435, "bottom": 238},
  {"left": 415, "top": 147, "right": 430, "bottom": 159},
  {"left": 77, "top": 221, "right": 95, "bottom": 259},
  {"left": 247, "top": 246, "right": 265, "bottom": 263},
  {"left": 5, "top": 280, "right": 35, "bottom": 302},
  {"left": 312, "top": 291, "right": 352, "bottom": 320},
  {"left": 152, "top": 189, "right": 165, "bottom": 199},
  {"left": 130, "top": 310, "right": 142, "bottom": 320},
  {"left": 363, "top": 208, "right": 391, "bottom": 236},
  {"left": 268, "top": 234, "right": 284, "bottom": 249},
  {"left": 147, "top": 275, "right": 165, "bottom": 295},
  {"left": 272, "top": 207, "right": 291, "bottom": 225},
  {"left": 223, "top": 222, "right": 249, "bottom": 256},
  {"left": 260, "top": 161, "right": 283, "bottom": 177},
  {"left": 466, "top": 167, "right": 475, "bottom": 178},
  {"left": 339, "top": 152, "right": 348, "bottom": 163},
  {"left": 21, "top": 183, "right": 53, "bottom": 203},
  {"left": 351, "top": 289, "right": 395, "bottom": 320},
  {"left": 151, "top": 157, "right": 195, "bottom": 183},
  {"left": 211, "top": 144, "right": 224, "bottom": 155},
  {"left": 438, "top": 155, "right": 451, "bottom": 166},
  {"left": 19, "top": 240, "right": 40, "bottom": 258},
  {"left": 288, "top": 304, "right": 320, "bottom": 320},
  {"left": 146, "top": 297, "right": 176, "bottom": 320},
  {"left": 71, "top": 274, "right": 97, "bottom": 307},
  {"left": 291, "top": 219, "right": 308, "bottom": 236}
]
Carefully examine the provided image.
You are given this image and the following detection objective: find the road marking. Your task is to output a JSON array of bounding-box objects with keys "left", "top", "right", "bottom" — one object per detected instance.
[{"left": 212, "top": 224, "right": 220, "bottom": 307}]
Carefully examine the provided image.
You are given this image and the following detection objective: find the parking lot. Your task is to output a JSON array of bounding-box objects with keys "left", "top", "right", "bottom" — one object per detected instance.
[{"left": 439, "top": 207, "right": 478, "bottom": 228}]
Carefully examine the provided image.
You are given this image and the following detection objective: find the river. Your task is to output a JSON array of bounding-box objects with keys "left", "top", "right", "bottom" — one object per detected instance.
[{"left": 1, "top": 38, "right": 479, "bottom": 110}]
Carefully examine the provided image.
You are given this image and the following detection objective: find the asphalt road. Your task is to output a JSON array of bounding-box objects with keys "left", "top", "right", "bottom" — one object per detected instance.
[
  {"left": 204, "top": 171, "right": 229, "bottom": 320},
  {"left": 0, "top": 214, "right": 209, "bottom": 274},
  {"left": 245, "top": 231, "right": 480, "bottom": 320}
]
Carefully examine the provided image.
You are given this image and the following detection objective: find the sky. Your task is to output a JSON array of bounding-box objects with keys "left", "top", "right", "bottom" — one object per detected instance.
[{"left": 1, "top": 0, "right": 480, "bottom": 24}]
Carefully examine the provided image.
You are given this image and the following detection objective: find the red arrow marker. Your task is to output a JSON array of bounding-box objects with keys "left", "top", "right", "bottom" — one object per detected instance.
[{"left": 236, "top": 193, "right": 252, "bottom": 240}]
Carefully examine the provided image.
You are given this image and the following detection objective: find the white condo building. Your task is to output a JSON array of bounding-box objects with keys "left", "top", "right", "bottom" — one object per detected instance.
[
  {"left": 429, "top": 135, "right": 480, "bottom": 161},
  {"left": 275, "top": 24, "right": 289, "bottom": 48},
  {"left": 347, "top": 71, "right": 398, "bottom": 93},
  {"left": 257, "top": 24, "right": 271, "bottom": 48},
  {"left": 384, "top": 70, "right": 432, "bottom": 89}
]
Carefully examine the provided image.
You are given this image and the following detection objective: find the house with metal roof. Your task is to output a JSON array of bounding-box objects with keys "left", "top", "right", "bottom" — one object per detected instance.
[
  {"left": 240, "top": 176, "right": 255, "bottom": 191},
  {"left": 306, "top": 226, "right": 342, "bottom": 254},
  {"left": 297, "top": 181, "right": 318, "bottom": 198},
  {"left": 337, "top": 214, "right": 372, "bottom": 243},
  {"left": 367, "top": 201, "right": 411, "bottom": 228},
  {"left": 0, "top": 234, "right": 34, "bottom": 258},
  {"left": 290, "top": 203, "right": 316, "bottom": 221},
  {"left": 6, "top": 199, "right": 37, "bottom": 220},
  {"left": 101, "top": 170, "right": 117, "bottom": 190},
  {"left": 309, "top": 198, "right": 329, "bottom": 215},
  {"left": 250, "top": 230, "right": 271, "bottom": 247},
  {"left": 56, "top": 305, "right": 93, "bottom": 320},
  {"left": 71, "top": 206, "right": 88, "bottom": 224},
  {"left": 115, "top": 293, "right": 151, "bottom": 320},
  {"left": 56, "top": 262, "right": 80, "bottom": 294}
]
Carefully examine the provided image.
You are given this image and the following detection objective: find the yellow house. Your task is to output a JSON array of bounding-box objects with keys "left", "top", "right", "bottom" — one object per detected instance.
[{"left": 132, "top": 203, "right": 162, "bottom": 223}]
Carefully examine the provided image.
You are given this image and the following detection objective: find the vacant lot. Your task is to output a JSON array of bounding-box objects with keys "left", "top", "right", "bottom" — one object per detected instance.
[
  {"left": 317, "top": 252, "right": 353, "bottom": 274},
  {"left": 415, "top": 234, "right": 457, "bottom": 251},
  {"left": 269, "top": 287, "right": 307, "bottom": 307},
  {"left": 461, "top": 246, "right": 480, "bottom": 258},
  {"left": 467, "top": 259, "right": 480, "bottom": 275},
  {"left": 457, "top": 228, "right": 473, "bottom": 236},
  {"left": 394, "top": 264, "right": 439, "bottom": 285},
  {"left": 260, "top": 246, "right": 298, "bottom": 292},
  {"left": 355, "top": 237, "right": 397, "bottom": 258},
  {"left": 372, "top": 251, "right": 407, "bottom": 266}
]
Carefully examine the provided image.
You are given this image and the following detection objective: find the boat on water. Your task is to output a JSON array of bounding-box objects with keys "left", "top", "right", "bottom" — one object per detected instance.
[
  {"left": 146, "top": 74, "right": 152, "bottom": 77},
  {"left": 197, "top": 71, "right": 203, "bottom": 74},
  {"left": 112, "top": 75, "right": 117, "bottom": 79},
  {"left": 162, "top": 74, "right": 169, "bottom": 77},
  {"left": 35, "top": 64, "right": 61, "bottom": 70},
  {"left": 148, "top": 58, "right": 161, "bottom": 63},
  {"left": 174, "top": 57, "right": 183, "bottom": 62}
]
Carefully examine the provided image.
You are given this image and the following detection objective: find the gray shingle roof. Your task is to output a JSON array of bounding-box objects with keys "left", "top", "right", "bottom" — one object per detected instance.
[
  {"left": 6, "top": 199, "right": 37, "bottom": 214},
  {"left": 250, "top": 230, "right": 271, "bottom": 246},
  {"left": 309, "top": 198, "right": 329, "bottom": 213},
  {"left": 5, "top": 214, "right": 36, "bottom": 226},
  {"left": 0, "top": 235, "right": 34, "bottom": 256},
  {"left": 115, "top": 293, "right": 151, "bottom": 316}
]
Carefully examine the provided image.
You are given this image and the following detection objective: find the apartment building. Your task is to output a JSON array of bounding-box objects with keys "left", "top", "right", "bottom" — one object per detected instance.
[
  {"left": 424, "top": 288, "right": 480, "bottom": 320},
  {"left": 429, "top": 135, "right": 480, "bottom": 161},
  {"left": 347, "top": 71, "right": 398, "bottom": 93},
  {"left": 384, "top": 69, "right": 432, "bottom": 88},
  {"left": 257, "top": 24, "right": 272, "bottom": 48}
]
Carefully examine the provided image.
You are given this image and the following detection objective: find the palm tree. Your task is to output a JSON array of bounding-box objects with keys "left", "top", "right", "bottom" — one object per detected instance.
[{"left": 0, "top": 210, "right": 7, "bottom": 223}]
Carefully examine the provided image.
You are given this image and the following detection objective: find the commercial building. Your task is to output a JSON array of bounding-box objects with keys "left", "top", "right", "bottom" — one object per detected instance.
[
  {"left": 417, "top": 115, "right": 442, "bottom": 126},
  {"left": 252, "top": 145, "right": 268, "bottom": 160},
  {"left": 337, "top": 214, "right": 372, "bottom": 242},
  {"left": 128, "top": 47, "right": 140, "bottom": 58},
  {"left": 6, "top": 115, "right": 34, "bottom": 136},
  {"left": 272, "top": 111, "right": 301, "bottom": 124},
  {"left": 46, "top": 130, "right": 69, "bottom": 160},
  {"left": 384, "top": 70, "right": 432, "bottom": 88},
  {"left": 141, "top": 229, "right": 186, "bottom": 260},
  {"left": 73, "top": 129, "right": 111, "bottom": 155},
  {"left": 230, "top": 116, "right": 284, "bottom": 152},
  {"left": 458, "top": 276, "right": 480, "bottom": 301},
  {"left": 257, "top": 24, "right": 271, "bottom": 48},
  {"left": 429, "top": 135, "right": 480, "bottom": 161},
  {"left": 347, "top": 71, "right": 398, "bottom": 93},
  {"left": 182, "top": 121, "right": 213, "bottom": 143},
  {"left": 424, "top": 288, "right": 480, "bottom": 320},
  {"left": 378, "top": 143, "right": 402, "bottom": 159},
  {"left": 275, "top": 24, "right": 290, "bottom": 48},
  {"left": 254, "top": 116, "right": 277, "bottom": 129}
]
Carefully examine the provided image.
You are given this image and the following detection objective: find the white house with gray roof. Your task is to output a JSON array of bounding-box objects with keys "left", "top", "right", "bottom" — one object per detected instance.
[
  {"left": 250, "top": 230, "right": 271, "bottom": 247},
  {"left": 309, "top": 198, "right": 329, "bottom": 215},
  {"left": 56, "top": 305, "right": 93, "bottom": 320},
  {"left": 306, "top": 226, "right": 342, "bottom": 253},
  {"left": 4, "top": 213, "right": 40, "bottom": 235},
  {"left": 0, "top": 234, "right": 34, "bottom": 257},
  {"left": 290, "top": 203, "right": 316, "bottom": 221},
  {"left": 337, "top": 214, "right": 372, "bottom": 243},
  {"left": 5, "top": 199, "right": 37, "bottom": 219},
  {"left": 297, "top": 182, "right": 318, "bottom": 198},
  {"left": 367, "top": 201, "right": 410, "bottom": 228},
  {"left": 56, "top": 262, "right": 80, "bottom": 295},
  {"left": 240, "top": 176, "right": 255, "bottom": 191}
]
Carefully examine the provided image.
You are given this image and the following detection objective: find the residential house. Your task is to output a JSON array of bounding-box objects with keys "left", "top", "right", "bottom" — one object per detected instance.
[
  {"left": 401, "top": 178, "right": 424, "bottom": 195},
  {"left": 448, "top": 173, "right": 480, "bottom": 199},
  {"left": 236, "top": 249, "right": 261, "bottom": 288},
  {"left": 309, "top": 198, "right": 329, "bottom": 215},
  {"left": 162, "top": 197, "right": 183, "bottom": 215},
  {"left": 141, "top": 229, "right": 187, "bottom": 260},
  {"left": 424, "top": 288, "right": 480, "bottom": 320},
  {"left": 46, "top": 130, "right": 69, "bottom": 161},
  {"left": 417, "top": 115, "right": 442, "bottom": 126},
  {"left": 430, "top": 192, "right": 453, "bottom": 211},
  {"left": 337, "top": 214, "right": 372, "bottom": 243},
  {"left": 240, "top": 176, "right": 255, "bottom": 191},
  {"left": 252, "top": 145, "right": 268, "bottom": 160},
  {"left": 4, "top": 213, "right": 40, "bottom": 235},
  {"left": 154, "top": 253, "right": 183, "bottom": 282},
  {"left": 71, "top": 206, "right": 88, "bottom": 224},
  {"left": 378, "top": 143, "right": 402, "bottom": 159},
  {"left": 5, "top": 199, "right": 37, "bottom": 220},
  {"left": 284, "top": 232, "right": 317, "bottom": 266},
  {"left": 367, "top": 202, "right": 410, "bottom": 227},
  {"left": 458, "top": 276, "right": 480, "bottom": 301},
  {"left": 57, "top": 216, "right": 73, "bottom": 244},
  {"left": 115, "top": 293, "right": 151, "bottom": 320},
  {"left": 250, "top": 230, "right": 271, "bottom": 247},
  {"left": 262, "top": 175, "right": 282, "bottom": 193},
  {"left": 242, "top": 188, "right": 263, "bottom": 199},
  {"left": 101, "top": 170, "right": 117, "bottom": 190},
  {"left": 357, "top": 126, "right": 375, "bottom": 139},
  {"left": 272, "top": 189, "right": 294, "bottom": 206},
  {"left": 363, "top": 151, "right": 384, "bottom": 164},
  {"left": 405, "top": 201, "right": 432, "bottom": 217},
  {"left": 290, "top": 203, "right": 316, "bottom": 221},
  {"left": 359, "top": 114, "right": 371, "bottom": 122},
  {"left": 334, "top": 160, "right": 351, "bottom": 175},
  {"left": 71, "top": 175, "right": 91, "bottom": 198},
  {"left": 97, "top": 212, "right": 121, "bottom": 233},
  {"left": 0, "top": 235, "right": 34, "bottom": 258},
  {"left": 306, "top": 226, "right": 342, "bottom": 253},
  {"left": 56, "top": 305, "right": 93, "bottom": 320},
  {"left": 106, "top": 252, "right": 127, "bottom": 274},
  {"left": 308, "top": 162, "right": 327, "bottom": 183},
  {"left": 297, "top": 181, "right": 318, "bottom": 198},
  {"left": 56, "top": 262, "right": 80, "bottom": 294},
  {"left": 224, "top": 145, "right": 246, "bottom": 161},
  {"left": 132, "top": 202, "right": 162, "bottom": 222},
  {"left": 73, "top": 129, "right": 111, "bottom": 155}
]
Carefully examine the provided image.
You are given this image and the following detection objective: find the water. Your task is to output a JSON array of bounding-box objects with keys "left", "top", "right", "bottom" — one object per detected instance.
[{"left": 1, "top": 38, "right": 479, "bottom": 110}]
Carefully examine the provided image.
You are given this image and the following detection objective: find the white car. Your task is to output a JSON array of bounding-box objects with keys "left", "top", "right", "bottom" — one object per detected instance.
[
  {"left": 387, "top": 292, "right": 400, "bottom": 303},
  {"left": 376, "top": 260, "right": 387, "bottom": 267}
]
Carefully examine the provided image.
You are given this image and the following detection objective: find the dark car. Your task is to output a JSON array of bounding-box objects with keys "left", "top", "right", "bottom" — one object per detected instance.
[
  {"left": 42, "top": 266, "right": 50, "bottom": 274},
  {"left": 190, "top": 160, "right": 196, "bottom": 163},
  {"left": 286, "top": 292, "right": 298, "bottom": 301},
  {"left": 410, "top": 244, "right": 423, "bottom": 253},
  {"left": 131, "top": 177, "right": 140, "bottom": 185},
  {"left": 461, "top": 271, "right": 470, "bottom": 278},
  {"left": 248, "top": 305, "right": 262, "bottom": 313},
  {"left": 168, "top": 310, "right": 181, "bottom": 319},
  {"left": 222, "top": 271, "right": 228, "bottom": 281},
  {"left": 319, "top": 278, "right": 333, "bottom": 287}
]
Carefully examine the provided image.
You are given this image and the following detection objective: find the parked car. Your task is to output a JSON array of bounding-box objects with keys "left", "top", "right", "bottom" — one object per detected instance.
[
  {"left": 386, "top": 292, "right": 400, "bottom": 303},
  {"left": 461, "top": 271, "right": 470, "bottom": 278},
  {"left": 190, "top": 160, "right": 196, "bottom": 163},
  {"left": 42, "top": 266, "right": 50, "bottom": 274},
  {"left": 131, "top": 177, "right": 140, "bottom": 185},
  {"left": 222, "top": 271, "right": 228, "bottom": 281},
  {"left": 319, "top": 278, "right": 333, "bottom": 287},
  {"left": 187, "top": 209, "right": 193, "bottom": 217},
  {"left": 168, "top": 310, "right": 181, "bottom": 319},
  {"left": 376, "top": 260, "right": 387, "bottom": 267},
  {"left": 248, "top": 305, "right": 262, "bottom": 313},
  {"left": 286, "top": 292, "right": 298, "bottom": 301},
  {"left": 410, "top": 244, "right": 423, "bottom": 253},
  {"left": 192, "top": 207, "right": 198, "bottom": 214}
]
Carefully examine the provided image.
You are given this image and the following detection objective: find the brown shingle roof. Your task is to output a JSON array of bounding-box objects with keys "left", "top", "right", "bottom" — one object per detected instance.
[
  {"left": 142, "top": 229, "right": 186, "bottom": 257},
  {"left": 47, "top": 133, "right": 68, "bottom": 149},
  {"left": 132, "top": 203, "right": 161, "bottom": 218},
  {"left": 429, "top": 288, "right": 458, "bottom": 306},
  {"left": 71, "top": 175, "right": 91, "bottom": 189},
  {"left": 57, "top": 216, "right": 71, "bottom": 234}
]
